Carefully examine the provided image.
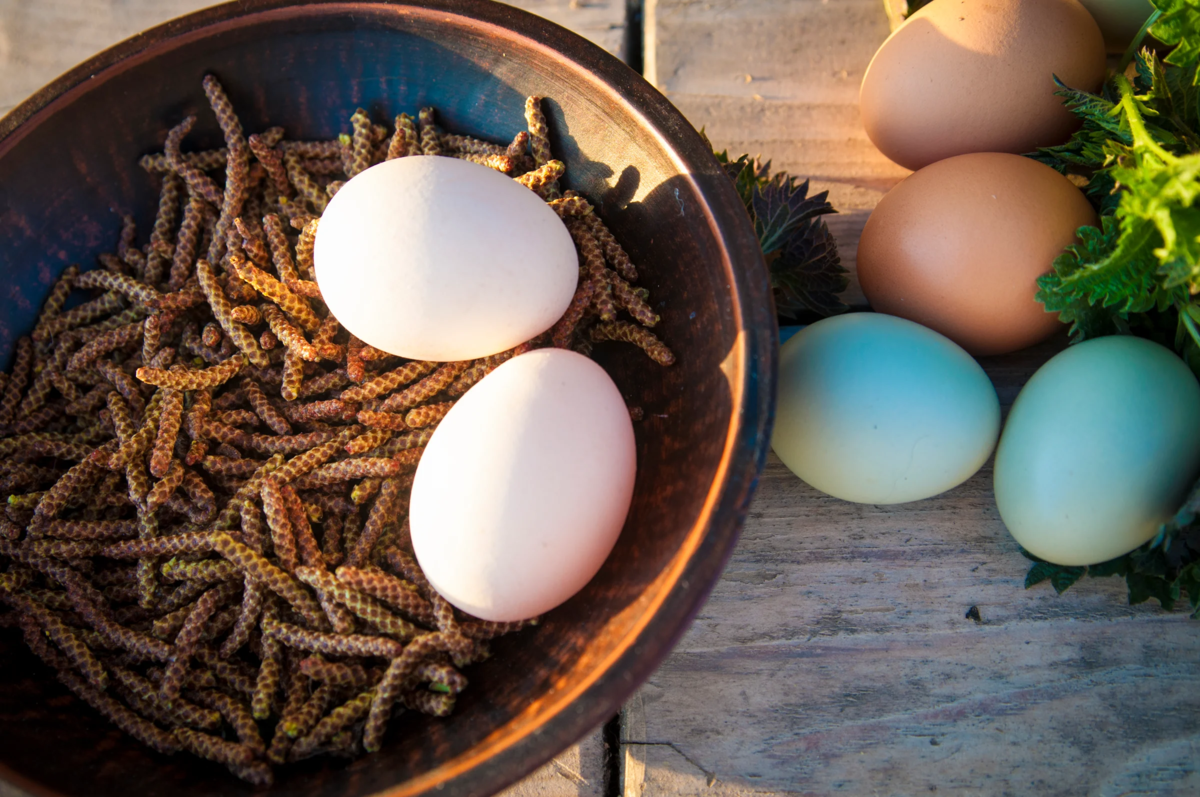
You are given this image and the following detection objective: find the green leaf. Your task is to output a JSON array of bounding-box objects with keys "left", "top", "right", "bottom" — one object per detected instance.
[
  {"left": 751, "top": 174, "right": 836, "bottom": 256},
  {"left": 1150, "top": 0, "right": 1200, "bottom": 73},
  {"left": 1025, "top": 562, "right": 1059, "bottom": 589},
  {"left": 717, "top": 152, "right": 847, "bottom": 320}
]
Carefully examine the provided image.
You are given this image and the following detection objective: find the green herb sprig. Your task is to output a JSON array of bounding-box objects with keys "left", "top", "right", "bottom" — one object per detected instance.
[
  {"left": 1027, "top": 1, "right": 1200, "bottom": 612},
  {"left": 714, "top": 151, "right": 848, "bottom": 320}
]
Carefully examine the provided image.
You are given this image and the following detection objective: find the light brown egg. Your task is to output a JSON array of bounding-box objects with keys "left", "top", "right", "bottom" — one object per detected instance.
[
  {"left": 856, "top": 152, "right": 1098, "bottom": 356},
  {"left": 860, "top": 0, "right": 1106, "bottom": 171}
]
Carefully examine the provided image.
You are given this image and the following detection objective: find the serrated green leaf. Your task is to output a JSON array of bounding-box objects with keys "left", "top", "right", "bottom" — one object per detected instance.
[
  {"left": 1051, "top": 566, "right": 1088, "bottom": 594},
  {"left": 718, "top": 152, "right": 847, "bottom": 320},
  {"left": 1025, "top": 562, "right": 1059, "bottom": 589}
]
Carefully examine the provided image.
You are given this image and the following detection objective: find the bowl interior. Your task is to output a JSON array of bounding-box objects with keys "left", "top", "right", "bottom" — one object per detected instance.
[{"left": 0, "top": 2, "right": 773, "bottom": 795}]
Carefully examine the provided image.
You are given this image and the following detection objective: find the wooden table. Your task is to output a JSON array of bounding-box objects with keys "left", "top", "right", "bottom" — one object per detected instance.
[{"left": 3, "top": 2, "right": 1199, "bottom": 795}]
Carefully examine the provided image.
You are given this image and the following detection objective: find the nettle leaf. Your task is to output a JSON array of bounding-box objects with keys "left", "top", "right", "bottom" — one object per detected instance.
[
  {"left": 717, "top": 152, "right": 847, "bottom": 320},
  {"left": 752, "top": 173, "right": 836, "bottom": 255},
  {"left": 771, "top": 219, "right": 848, "bottom": 319}
]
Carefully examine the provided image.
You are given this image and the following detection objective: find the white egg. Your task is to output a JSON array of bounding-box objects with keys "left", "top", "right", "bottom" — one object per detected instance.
[
  {"left": 314, "top": 157, "right": 578, "bottom": 361},
  {"left": 409, "top": 349, "right": 636, "bottom": 622}
]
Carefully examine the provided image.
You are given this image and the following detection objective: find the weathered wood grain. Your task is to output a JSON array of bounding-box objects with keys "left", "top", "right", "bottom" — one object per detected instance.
[
  {"left": 646, "top": 0, "right": 909, "bottom": 307},
  {"left": 637, "top": 3, "right": 1200, "bottom": 793},
  {"left": 623, "top": 333, "right": 1200, "bottom": 794}
]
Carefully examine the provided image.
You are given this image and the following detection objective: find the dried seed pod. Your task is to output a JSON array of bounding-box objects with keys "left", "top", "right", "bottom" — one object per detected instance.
[
  {"left": 35, "top": 519, "right": 139, "bottom": 541},
  {"left": 211, "top": 533, "right": 326, "bottom": 629},
  {"left": 76, "top": 268, "right": 163, "bottom": 309},
  {"left": 303, "top": 458, "right": 401, "bottom": 485},
  {"left": 164, "top": 117, "right": 224, "bottom": 206},
  {"left": 253, "top": 633, "right": 284, "bottom": 720},
  {"left": 196, "top": 259, "right": 269, "bottom": 368},
  {"left": 33, "top": 292, "right": 127, "bottom": 344},
  {"left": 344, "top": 427, "right": 392, "bottom": 456},
  {"left": 550, "top": 277, "right": 598, "bottom": 349},
  {"left": 234, "top": 216, "right": 270, "bottom": 266},
  {"left": 141, "top": 147, "right": 228, "bottom": 173},
  {"left": 404, "top": 401, "right": 452, "bottom": 429},
  {"left": 262, "top": 616, "right": 403, "bottom": 658},
  {"left": 607, "top": 268, "right": 659, "bottom": 326},
  {"left": 417, "top": 107, "right": 442, "bottom": 156},
  {"left": 290, "top": 689, "right": 375, "bottom": 760},
  {"left": 547, "top": 194, "right": 593, "bottom": 219},
  {"left": 238, "top": 498, "right": 268, "bottom": 554},
  {"left": 174, "top": 728, "right": 264, "bottom": 784},
  {"left": 249, "top": 132, "right": 291, "bottom": 197},
  {"left": 355, "top": 409, "right": 407, "bottom": 431},
  {"left": 33, "top": 265, "right": 81, "bottom": 332},
  {"left": 297, "top": 565, "right": 418, "bottom": 639},
  {"left": 279, "top": 482, "right": 323, "bottom": 568},
  {"left": 260, "top": 304, "right": 322, "bottom": 362},
  {"left": 191, "top": 688, "right": 265, "bottom": 756},
  {"left": 442, "top": 133, "right": 505, "bottom": 156},
  {"left": 56, "top": 668, "right": 181, "bottom": 755},
  {"left": 0, "top": 338, "right": 33, "bottom": 427},
  {"left": 244, "top": 378, "right": 293, "bottom": 435},
  {"left": 219, "top": 579, "right": 263, "bottom": 658},
  {"left": 283, "top": 151, "right": 329, "bottom": 214},
  {"left": 99, "top": 531, "right": 222, "bottom": 560},
  {"left": 10, "top": 594, "right": 108, "bottom": 689},
  {"left": 137, "top": 354, "right": 246, "bottom": 390},
  {"left": 514, "top": 159, "right": 565, "bottom": 197},
  {"left": 386, "top": 113, "right": 416, "bottom": 160},
  {"left": 150, "top": 388, "right": 185, "bottom": 478},
  {"left": 377, "top": 427, "right": 436, "bottom": 456},
  {"left": 524, "top": 96, "right": 554, "bottom": 168},
  {"left": 261, "top": 477, "right": 298, "bottom": 573},
  {"left": 161, "top": 557, "right": 238, "bottom": 583},
  {"left": 202, "top": 74, "right": 252, "bottom": 267},
  {"left": 160, "top": 584, "right": 224, "bottom": 700},
  {"left": 294, "top": 217, "right": 319, "bottom": 281},
  {"left": 377, "top": 361, "right": 468, "bottom": 413},
  {"left": 345, "top": 477, "right": 405, "bottom": 569},
  {"left": 283, "top": 399, "right": 349, "bottom": 424},
  {"left": 109, "top": 664, "right": 222, "bottom": 731},
  {"left": 363, "top": 633, "right": 451, "bottom": 751},
  {"left": 339, "top": 360, "right": 437, "bottom": 403},
  {"left": 170, "top": 195, "right": 211, "bottom": 290},
  {"left": 589, "top": 320, "right": 675, "bottom": 366},
  {"left": 299, "top": 655, "right": 379, "bottom": 688},
  {"left": 229, "top": 304, "right": 261, "bottom": 325}
]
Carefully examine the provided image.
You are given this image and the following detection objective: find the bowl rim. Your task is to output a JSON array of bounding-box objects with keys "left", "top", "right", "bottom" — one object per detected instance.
[{"left": 0, "top": 2, "right": 778, "bottom": 794}]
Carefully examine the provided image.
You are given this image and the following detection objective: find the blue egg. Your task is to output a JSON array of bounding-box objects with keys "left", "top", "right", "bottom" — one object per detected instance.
[
  {"left": 773, "top": 313, "right": 1000, "bottom": 504},
  {"left": 994, "top": 336, "right": 1200, "bottom": 565}
]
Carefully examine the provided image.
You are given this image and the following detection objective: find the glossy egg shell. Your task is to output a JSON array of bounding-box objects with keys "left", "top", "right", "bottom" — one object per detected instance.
[
  {"left": 994, "top": 336, "right": 1200, "bottom": 566},
  {"left": 860, "top": 0, "right": 1106, "bottom": 171},
  {"left": 857, "top": 152, "right": 1097, "bottom": 357},
  {"left": 314, "top": 156, "right": 578, "bottom": 361},
  {"left": 410, "top": 349, "right": 637, "bottom": 622},
  {"left": 772, "top": 313, "right": 1000, "bottom": 505}
]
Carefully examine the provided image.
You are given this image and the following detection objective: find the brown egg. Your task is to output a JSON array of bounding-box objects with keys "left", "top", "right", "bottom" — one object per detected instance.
[
  {"left": 860, "top": 0, "right": 1106, "bottom": 171},
  {"left": 856, "top": 152, "right": 1098, "bottom": 356}
]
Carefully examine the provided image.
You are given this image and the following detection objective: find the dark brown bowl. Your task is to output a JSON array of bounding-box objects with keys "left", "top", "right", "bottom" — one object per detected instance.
[{"left": 0, "top": 1, "right": 775, "bottom": 794}]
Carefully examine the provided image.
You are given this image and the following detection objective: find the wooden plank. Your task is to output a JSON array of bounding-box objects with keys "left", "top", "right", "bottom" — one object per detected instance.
[
  {"left": 621, "top": 335, "right": 1200, "bottom": 796},
  {"left": 0, "top": 0, "right": 626, "bottom": 117},
  {"left": 638, "top": 1, "right": 1200, "bottom": 794},
  {"left": 646, "top": 0, "right": 909, "bottom": 308}
]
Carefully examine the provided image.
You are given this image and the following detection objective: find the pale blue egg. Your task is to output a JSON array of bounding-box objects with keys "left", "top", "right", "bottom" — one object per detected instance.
[
  {"left": 773, "top": 313, "right": 1000, "bottom": 504},
  {"left": 994, "top": 336, "right": 1200, "bottom": 566}
]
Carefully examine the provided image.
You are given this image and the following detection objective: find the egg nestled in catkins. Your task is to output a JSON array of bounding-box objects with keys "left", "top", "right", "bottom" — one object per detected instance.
[
  {"left": 314, "top": 156, "right": 578, "bottom": 362},
  {"left": 856, "top": 152, "right": 1097, "bottom": 357},
  {"left": 409, "top": 349, "right": 637, "bottom": 623},
  {"left": 859, "top": 0, "right": 1106, "bottom": 171}
]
